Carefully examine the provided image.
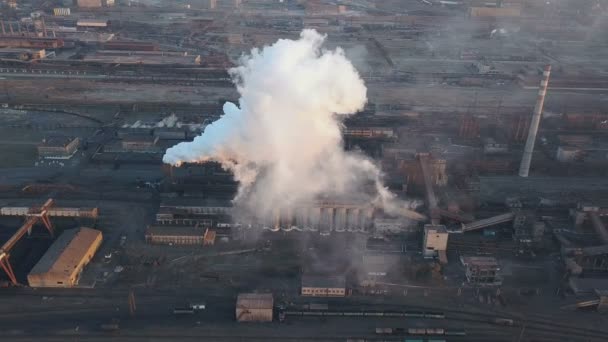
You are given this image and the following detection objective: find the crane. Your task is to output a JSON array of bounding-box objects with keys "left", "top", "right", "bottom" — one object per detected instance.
[{"left": 0, "top": 199, "right": 54, "bottom": 286}]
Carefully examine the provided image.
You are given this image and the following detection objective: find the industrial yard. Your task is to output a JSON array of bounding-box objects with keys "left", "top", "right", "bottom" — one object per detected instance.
[{"left": 1, "top": 0, "right": 608, "bottom": 341}]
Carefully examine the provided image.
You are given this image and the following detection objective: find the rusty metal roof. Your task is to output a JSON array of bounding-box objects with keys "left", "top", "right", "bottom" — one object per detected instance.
[
  {"left": 29, "top": 227, "right": 102, "bottom": 276},
  {"left": 236, "top": 293, "right": 273, "bottom": 309}
]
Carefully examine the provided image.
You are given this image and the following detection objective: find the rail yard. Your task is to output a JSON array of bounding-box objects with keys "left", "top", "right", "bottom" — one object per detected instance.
[{"left": 2, "top": 0, "right": 608, "bottom": 341}]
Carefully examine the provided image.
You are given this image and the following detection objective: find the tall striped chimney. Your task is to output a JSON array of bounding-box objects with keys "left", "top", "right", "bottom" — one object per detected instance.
[{"left": 519, "top": 65, "right": 551, "bottom": 177}]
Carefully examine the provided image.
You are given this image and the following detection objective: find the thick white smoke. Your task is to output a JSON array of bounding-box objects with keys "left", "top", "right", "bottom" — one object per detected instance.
[{"left": 163, "top": 30, "right": 400, "bottom": 218}]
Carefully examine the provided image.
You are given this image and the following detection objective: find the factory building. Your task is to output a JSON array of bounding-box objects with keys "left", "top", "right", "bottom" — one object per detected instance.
[
  {"left": 121, "top": 135, "right": 159, "bottom": 152},
  {"left": 301, "top": 274, "right": 346, "bottom": 297},
  {"left": 160, "top": 198, "right": 233, "bottom": 216},
  {"left": 460, "top": 256, "right": 502, "bottom": 286},
  {"left": 37, "top": 136, "right": 79, "bottom": 159},
  {"left": 268, "top": 204, "right": 375, "bottom": 233},
  {"left": 27, "top": 227, "right": 102, "bottom": 288},
  {"left": 145, "top": 225, "right": 208, "bottom": 245},
  {"left": 236, "top": 293, "right": 273, "bottom": 322}
]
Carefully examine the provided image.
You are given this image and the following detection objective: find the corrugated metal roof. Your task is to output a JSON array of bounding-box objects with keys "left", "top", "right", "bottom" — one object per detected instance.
[
  {"left": 29, "top": 227, "right": 102, "bottom": 276},
  {"left": 236, "top": 293, "right": 273, "bottom": 309}
]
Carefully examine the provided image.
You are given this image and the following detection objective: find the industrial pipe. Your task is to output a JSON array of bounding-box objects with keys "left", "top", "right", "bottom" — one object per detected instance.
[{"left": 519, "top": 65, "right": 551, "bottom": 177}]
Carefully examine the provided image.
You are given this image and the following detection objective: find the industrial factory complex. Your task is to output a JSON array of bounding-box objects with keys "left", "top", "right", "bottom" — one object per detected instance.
[{"left": 1, "top": 0, "right": 608, "bottom": 341}]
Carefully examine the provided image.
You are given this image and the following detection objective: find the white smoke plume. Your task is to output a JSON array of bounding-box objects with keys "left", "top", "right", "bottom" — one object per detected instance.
[{"left": 163, "top": 30, "right": 404, "bottom": 218}]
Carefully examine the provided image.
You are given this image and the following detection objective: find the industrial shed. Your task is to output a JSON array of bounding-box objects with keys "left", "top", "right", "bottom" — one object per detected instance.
[
  {"left": 236, "top": 293, "right": 273, "bottom": 322},
  {"left": 27, "top": 227, "right": 102, "bottom": 288}
]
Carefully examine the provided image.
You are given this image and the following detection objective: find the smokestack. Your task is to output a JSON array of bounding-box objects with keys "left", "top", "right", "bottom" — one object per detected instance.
[{"left": 518, "top": 65, "right": 551, "bottom": 177}]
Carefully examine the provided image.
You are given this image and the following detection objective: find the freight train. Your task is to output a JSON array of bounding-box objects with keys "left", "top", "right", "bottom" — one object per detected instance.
[
  {"left": 281, "top": 310, "right": 445, "bottom": 318},
  {"left": 375, "top": 327, "right": 467, "bottom": 336}
]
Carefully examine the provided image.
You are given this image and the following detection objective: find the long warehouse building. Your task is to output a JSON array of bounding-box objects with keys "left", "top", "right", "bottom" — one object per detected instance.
[{"left": 27, "top": 227, "right": 102, "bottom": 288}]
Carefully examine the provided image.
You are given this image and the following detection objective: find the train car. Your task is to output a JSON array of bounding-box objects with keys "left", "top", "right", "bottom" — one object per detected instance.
[
  {"left": 375, "top": 327, "right": 405, "bottom": 335},
  {"left": 493, "top": 317, "right": 515, "bottom": 326},
  {"left": 444, "top": 329, "right": 467, "bottom": 336},
  {"left": 425, "top": 328, "right": 445, "bottom": 335},
  {"left": 408, "top": 328, "right": 428, "bottom": 335},
  {"left": 407, "top": 328, "right": 446, "bottom": 336},
  {"left": 173, "top": 307, "right": 195, "bottom": 315},
  {"left": 424, "top": 311, "right": 445, "bottom": 319},
  {"left": 404, "top": 311, "right": 425, "bottom": 318}
]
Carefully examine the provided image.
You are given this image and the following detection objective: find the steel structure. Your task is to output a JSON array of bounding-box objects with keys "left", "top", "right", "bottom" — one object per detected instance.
[
  {"left": 589, "top": 211, "right": 608, "bottom": 245},
  {"left": 0, "top": 199, "right": 54, "bottom": 286},
  {"left": 461, "top": 212, "right": 515, "bottom": 232}
]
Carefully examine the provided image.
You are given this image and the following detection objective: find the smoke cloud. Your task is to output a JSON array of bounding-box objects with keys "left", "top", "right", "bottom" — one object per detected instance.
[{"left": 163, "top": 29, "right": 399, "bottom": 219}]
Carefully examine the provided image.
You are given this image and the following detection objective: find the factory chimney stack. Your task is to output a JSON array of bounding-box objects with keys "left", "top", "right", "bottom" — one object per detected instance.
[{"left": 519, "top": 65, "right": 551, "bottom": 177}]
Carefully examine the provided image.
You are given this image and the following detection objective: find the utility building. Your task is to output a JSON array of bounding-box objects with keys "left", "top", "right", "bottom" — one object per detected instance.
[{"left": 27, "top": 227, "right": 102, "bottom": 288}]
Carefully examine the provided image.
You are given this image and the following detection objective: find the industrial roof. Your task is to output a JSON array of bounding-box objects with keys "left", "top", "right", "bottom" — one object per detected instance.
[
  {"left": 40, "top": 136, "right": 77, "bottom": 148},
  {"left": 29, "top": 227, "right": 102, "bottom": 276},
  {"left": 146, "top": 225, "right": 205, "bottom": 236},
  {"left": 301, "top": 274, "right": 346, "bottom": 289},
  {"left": 236, "top": 293, "right": 273, "bottom": 309}
]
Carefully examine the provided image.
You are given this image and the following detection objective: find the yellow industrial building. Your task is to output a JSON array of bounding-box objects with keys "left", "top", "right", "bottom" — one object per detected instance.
[{"left": 27, "top": 227, "right": 102, "bottom": 288}]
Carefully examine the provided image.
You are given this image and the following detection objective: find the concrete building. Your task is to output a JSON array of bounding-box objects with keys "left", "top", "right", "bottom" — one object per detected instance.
[
  {"left": 145, "top": 225, "right": 206, "bottom": 245},
  {"left": 27, "top": 227, "right": 102, "bottom": 288},
  {"left": 236, "top": 293, "right": 273, "bottom": 322},
  {"left": 423, "top": 224, "right": 448, "bottom": 261},
  {"left": 37, "top": 136, "right": 79, "bottom": 159},
  {"left": 301, "top": 274, "right": 346, "bottom": 297},
  {"left": 460, "top": 256, "right": 502, "bottom": 286}
]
